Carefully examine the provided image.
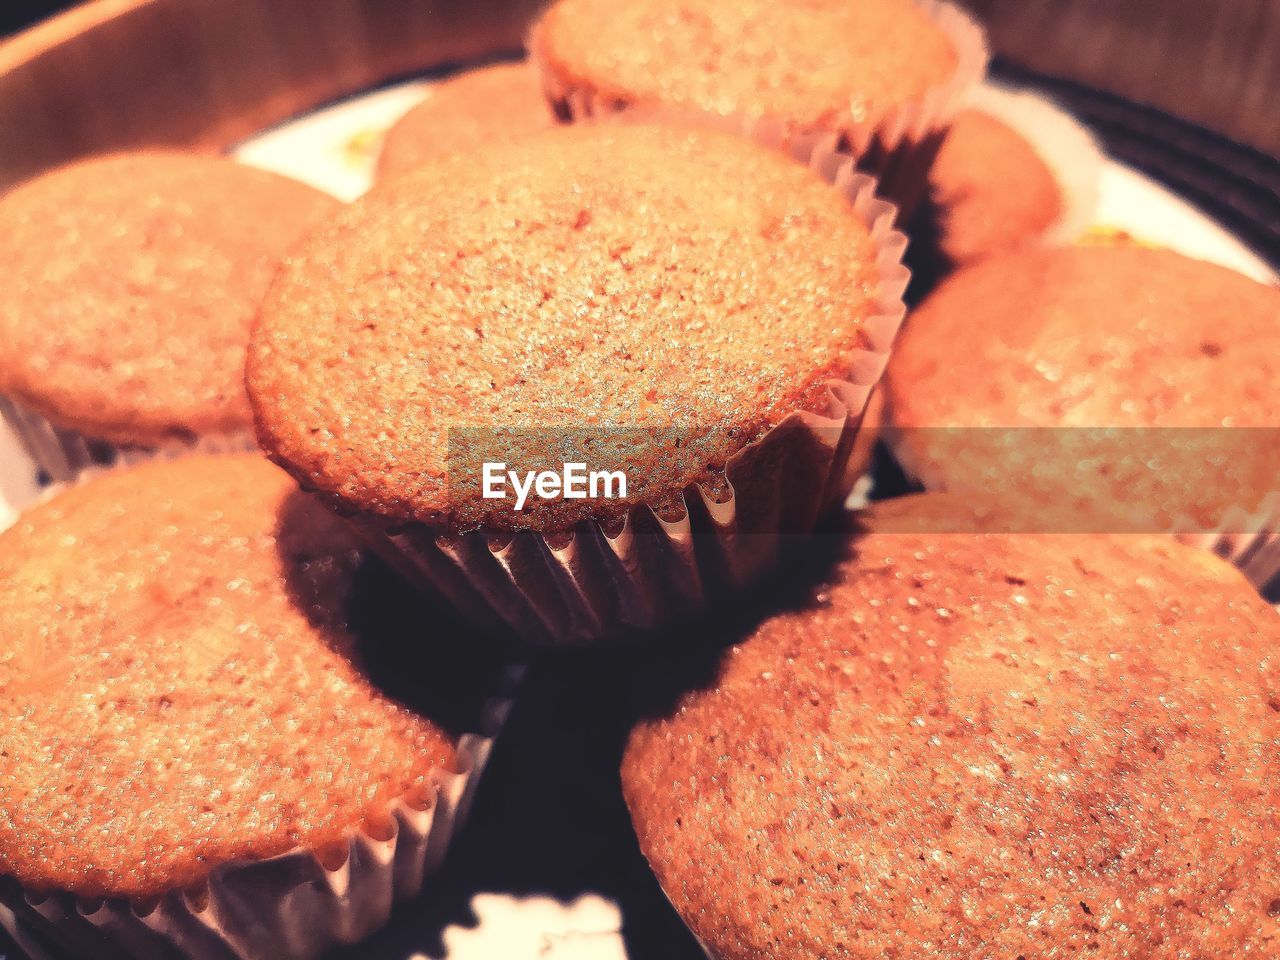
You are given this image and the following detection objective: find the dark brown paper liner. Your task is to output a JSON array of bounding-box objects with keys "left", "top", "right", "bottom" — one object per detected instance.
[
  {"left": 0, "top": 393, "right": 257, "bottom": 485},
  {"left": 529, "top": 0, "right": 989, "bottom": 219},
  {"left": 352, "top": 148, "right": 910, "bottom": 646},
  {"left": 1177, "top": 492, "right": 1280, "bottom": 602},
  {"left": 0, "top": 676, "right": 516, "bottom": 960}
]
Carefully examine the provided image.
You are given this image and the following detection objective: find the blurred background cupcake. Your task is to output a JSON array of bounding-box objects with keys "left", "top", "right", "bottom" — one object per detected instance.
[
  {"left": 530, "top": 0, "right": 988, "bottom": 216},
  {"left": 376, "top": 61, "right": 557, "bottom": 181},
  {"left": 907, "top": 82, "right": 1104, "bottom": 291},
  {"left": 0, "top": 152, "right": 339, "bottom": 483},
  {"left": 885, "top": 244, "right": 1280, "bottom": 536}
]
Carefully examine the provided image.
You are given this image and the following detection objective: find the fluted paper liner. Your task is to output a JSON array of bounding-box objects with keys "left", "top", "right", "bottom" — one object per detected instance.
[
  {"left": 350, "top": 146, "right": 909, "bottom": 646},
  {"left": 530, "top": 0, "right": 989, "bottom": 219},
  {"left": 1177, "top": 491, "right": 1280, "bottom": 603},
  {"left": 0, "top": 678, "right": 515, "bottom": 960},
  {"left": 0, "top": 393, "right": 258, "bottom": 485}
]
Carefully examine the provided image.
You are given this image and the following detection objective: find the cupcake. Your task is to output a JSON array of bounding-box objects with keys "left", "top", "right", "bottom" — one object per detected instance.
[
  {"left": 530, "top": 0, "right": 988, "bottom": 216},
  {"left": 377, "top": 62, "right": 557, "bottom": 180},
  {"left": 248, "top": 124, "right": 908, "bottom": 644},
  {"left": 0, "top": 455, "right": 500, "bottom": 960},
  {"left": 0, "top": 151, "right": 340, "bottom": 483},
  {"left": 622, "top": 494, "right": 1280, "bottom": 959},
  {"left": 911, "top": 84, "right": 1103, "bottom": 277},
  {"left": 885, "top": 245, "right": 1280, "bottom": 533}
]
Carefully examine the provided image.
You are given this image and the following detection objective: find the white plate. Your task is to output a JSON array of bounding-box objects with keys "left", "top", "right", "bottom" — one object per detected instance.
[{"left": 2, "top": 79, "right": 1275, "bottom": 959}]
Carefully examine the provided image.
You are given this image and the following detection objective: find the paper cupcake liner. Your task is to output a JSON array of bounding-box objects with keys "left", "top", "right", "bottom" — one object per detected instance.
[
  {"left": 530, "top": 0, "right": 988, "bottom": 220},
  {"left": 0, "top": 393, "right": 258, "bottom": 486},
  {"left": 1176, "top": 491, "right": 1280, "bottom": 603},
  {"left": 348, "top": 146, "right": 909, "bottom": 646},
  {"left": 964, "top": 81, "right": 1105, "bottom": 247},
  {"left": 844, "top": 385, "right": 884, "bottom": 503},
  {"left": 0, "top": 668, "right": 518, "bottom": 960}
]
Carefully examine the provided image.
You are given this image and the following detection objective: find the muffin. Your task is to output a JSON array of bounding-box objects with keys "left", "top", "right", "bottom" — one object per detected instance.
[
  {"left": 0, "top": 455, "right": 498, "bottom": 960},
  {"left": 530, "top": 0, "right": 988, "bottom": 215},
  {"left": 623, "top": 494, "right": 1280, "bottom": 959},
  {"left": 0, "top": 151, "right": 340, "bottom": 482},
  {"left": 377, "top": 62, "right": 557, "bottom": 180},
  {"left": 885, "top": 245, "right": 1280, "bottom": 533},
  {"left": 248, "top": 124, "right": 907, "bottom": 644},
  {"left": 913, "top": 85, "right": 1102, "bottom": 275}
]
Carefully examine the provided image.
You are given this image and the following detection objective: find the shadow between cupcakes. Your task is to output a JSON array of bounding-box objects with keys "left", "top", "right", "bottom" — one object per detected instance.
[{"left": 275, "top": 487, "right": 513, "bottom": 740}]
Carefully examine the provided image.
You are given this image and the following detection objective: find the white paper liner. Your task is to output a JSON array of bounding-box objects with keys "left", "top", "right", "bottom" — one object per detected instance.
[
  {"left": 350, "top": 143, "right": 910, "bottom": 646},
  {"left": 0, "top": 668, "right": 517, "bottom": 960},
  {"left": 1176, "top": 491, "right": 1280, "bottom": 602},
  {"left": 0, "top": 393, "right": 258, "bottom": 485},
  {"left": 964, "top": 81, "right": 1105, "bottom": 247},
  {"left": 529, "top": 0, "right": 989, "bottom": 219}
]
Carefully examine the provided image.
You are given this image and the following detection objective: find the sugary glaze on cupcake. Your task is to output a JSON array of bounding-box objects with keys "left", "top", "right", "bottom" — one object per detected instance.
[
  {"left": 623, "top": 494, "right": 1280, "bottom": 959},
  {"left": 885, "top": 246, "right": 1280, "bottom": 531},
  {"left": 0, "top": 455, "right": 457, "bottom": 899},
  {"left": 532, "top": 0, "right": 959, "bottom": 133},
  {"left": 929, "top": 107, "right": 1063, "bottom": 264},
  {"left": 0, "top": 152, "right": 340, "bottom": 447},
  {"left": 249, "top": 125, "right": 883, "bottom": 534},
  {"left": 377, "top": 62, "right": 557, "bottom": 180}
]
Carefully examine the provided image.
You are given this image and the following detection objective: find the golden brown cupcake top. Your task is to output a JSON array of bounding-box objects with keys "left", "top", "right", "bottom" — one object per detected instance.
[
  {"left": 533, "top": 0, "right": 960, "bottom": 131},
  {"left": 891, "top": 246, "right": 1279, "bottom": 428},
  {"left": 886, "top": 246, "right": 1280, "bottom": 530},
  {"left": 623, "top": 494, "right": 1280, "bottom": 959},
  {"left": 249, "top": 125, "right": 882, "bottom": 534},
  {"left": 0, "top": 455, "right": 458, "bottom": 899},
  {"left": 377, "top": 62, "right": 557, "bottom": 180},
  {"left": 929, "top": 107, "right": 1062, "bottom": 264},
  {"left": 0, "top": 152, "right": 340, "bottom": 447}
]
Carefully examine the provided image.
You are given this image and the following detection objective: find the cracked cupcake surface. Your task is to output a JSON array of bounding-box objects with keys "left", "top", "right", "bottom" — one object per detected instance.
[{"left": 622, "top": 494, "right": 1280, "bottom": 959}]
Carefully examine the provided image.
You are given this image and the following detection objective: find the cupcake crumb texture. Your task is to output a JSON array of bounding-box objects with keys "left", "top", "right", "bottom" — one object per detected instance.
[
  {"left": 624, "top": 495, "right": 1280, "bottom": 958},
  {"left": 0, "top": 455, "right": 456, "bottom": 899}
]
